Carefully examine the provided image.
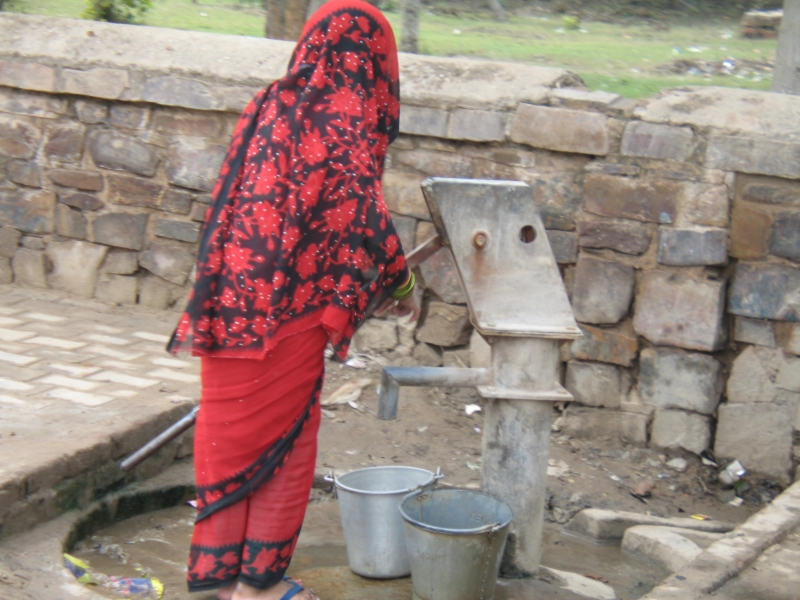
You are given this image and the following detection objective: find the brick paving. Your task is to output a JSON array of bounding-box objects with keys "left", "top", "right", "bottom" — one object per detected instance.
[{"left": 0, "top": 284, "right": 199, "bottom": 537}]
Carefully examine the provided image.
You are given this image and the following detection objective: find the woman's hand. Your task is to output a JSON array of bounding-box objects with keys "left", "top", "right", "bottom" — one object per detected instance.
[
  {"left": 375, "top": 285, "right": 421, "bottom": 322},
  {"left": 390, "top": 286, "right": 422, "bottom": 322}
]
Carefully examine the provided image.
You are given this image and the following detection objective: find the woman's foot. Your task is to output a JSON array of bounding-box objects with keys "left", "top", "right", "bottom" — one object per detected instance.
[
  {"left": 232, "top": 578, "right": 318, "bottom": 600},
  {"left": 217, "top": 580, "right": 237, "bottom": 600}
]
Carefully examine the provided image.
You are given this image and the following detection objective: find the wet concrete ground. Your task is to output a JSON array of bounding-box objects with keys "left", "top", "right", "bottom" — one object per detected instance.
[{"left": 70, "top": 488, "right": 668, "bottom": 600}]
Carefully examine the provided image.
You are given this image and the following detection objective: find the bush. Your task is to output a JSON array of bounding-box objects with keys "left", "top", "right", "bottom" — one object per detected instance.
[{"left": 84, "top": 0, "right": 154, "bottom": 23}]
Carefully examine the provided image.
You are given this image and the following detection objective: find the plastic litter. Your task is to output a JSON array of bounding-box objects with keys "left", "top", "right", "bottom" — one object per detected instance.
[
  {"left": 464, "top": 404, "right": 481, "bottom": 416},
  {"left": 64, "top": 554, "right": 164, "bottom": 599},
  {"left": 719, "top": 460, "right": 746, "bottom": 487}
]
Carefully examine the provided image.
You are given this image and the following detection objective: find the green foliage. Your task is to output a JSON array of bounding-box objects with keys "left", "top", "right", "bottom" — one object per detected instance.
[{"left": 84, "top": 0, "right": 154, "bottom": 23}]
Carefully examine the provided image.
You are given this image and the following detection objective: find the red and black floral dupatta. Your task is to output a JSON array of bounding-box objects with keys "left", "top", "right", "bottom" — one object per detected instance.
[{"left": 168, "top": 0, "right": 408, "bottom": 361}]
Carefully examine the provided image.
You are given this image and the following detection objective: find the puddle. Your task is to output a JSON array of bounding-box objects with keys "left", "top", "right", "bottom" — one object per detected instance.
[{"left": 71, "top": 496, "right": 668, "bottom": 600}]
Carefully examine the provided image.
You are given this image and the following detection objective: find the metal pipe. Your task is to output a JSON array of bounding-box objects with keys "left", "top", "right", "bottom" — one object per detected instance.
[
  {"left": 120, "top": 406, "right": 199, "bottom": 472},
  {"left": 377, "top": 367, "right": 491, "bottom": 420}
]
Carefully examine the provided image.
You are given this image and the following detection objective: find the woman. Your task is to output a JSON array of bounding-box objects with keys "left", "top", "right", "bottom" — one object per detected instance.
[{"left": 167, "top": 2, "right": 419, "bottom": 599}]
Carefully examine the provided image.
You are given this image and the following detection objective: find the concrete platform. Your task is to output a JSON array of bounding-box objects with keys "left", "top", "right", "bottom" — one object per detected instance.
[{"left": 0, "top": 284, "right": 198, "bottom": 540}]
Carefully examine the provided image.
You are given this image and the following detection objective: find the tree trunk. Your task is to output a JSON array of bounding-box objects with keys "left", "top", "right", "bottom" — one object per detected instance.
[
  {"left": 306, "top": 0, "right": 330, "bottom": 19},
  {"left": 486, "top": 0, "right": 508, "bottom": 22},
  {"left": 401, "top": 0, "right": 421, "bottom": 53},
  {"left": 773, "top": 0, "right": 800, "bottom": 94},
  {"left": 265, "top": 0, "right": 313, "bottom": 41}
]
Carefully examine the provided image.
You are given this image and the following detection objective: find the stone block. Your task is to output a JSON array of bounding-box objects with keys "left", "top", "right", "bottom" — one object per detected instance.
[
  {"left": 383, "top": 171, "right": 428, "bottom": 219},
  {"left": 443, "top": 349, "right": 470, "bottom": 368},
  {"left": 706, "top": 136, "right": 800, "bottom": 180},
  {"left": 550, "top": 88, "right": 621, "bottom": 111},
  {"left": 584, "top": 174, "right": 681, "bottom": 224},
  {"left": 162, "top": 188, "right": 194, "bottom": 215},
  {"left": 0, "top": 115, "right": 42, "bottom": 159},
  {"left": 49, "top": 169, "right": 103, "bottom": 191},
  {"left": 394, "top": 150, "right": 473, "bottom": 178},
  {"left": 108, "top": 105, "right": 149, "bottom": 130},
  {"left": 43, "top": 122, "right": 85, "bottom": 163},
  {"left": 21, "top": 235, "right": 45, "bottom": 250},
  {"left": 0, "top": 226, "right": 22, "bottom": 257},
  {"left": 0, "top": 61, "right": 56, "bottom": 92},
  {"left": 418, "top": 247, "right": 466, "bottom": 305},
  {"left": 447, "top": 109, "right": 505, "bottom": 142},
  {"left": 143, "top": 76, "right": 220, "bottom": 110},
  {"left": 388, "top": 213, "right": 415, "bottom": 255},
  {"left": 62, "top": 68, "right": 130, "bottom": 100},
  {"left": 138, "top": 274, "right": 185, "bottom": 309},
  {"left": 651, "top": 409, "right": 712, "bottom": 455},
  {"left": 107, "top": 173, "right": 163, "bottom": 208},
  {"left": 154, "top": 218, "right": 200, "bottom": 243},
  {"left": 531, "top": 174, "right": 584, "bottom": 231},
  {"left": 570, "top": 324, "right": 638, "bottom": 367},
  {"left": 88, "top": 130, "right": 159, "bottom": 177},
  {"left": 639, "top": 348, "right": 723, "bottom": 415},
  {"left": 412, "top": 342, "right": 444, "bottom": 366},
  {"left": 11, "top": 248, "right": 47, "bottom": 287},
  {"left": 684, "top": 185, "right": 730, "bottom": 228},
  {"left": 74, "top": 100, "right": 107, "bottom": 124},
  {"left": 0, "top": 256, "right": 10, "bottom": 284},
  {"left": 354, "top": 319, "right": 398, "bottom": 353},
  {"left": 469, "top": 329, "right": 491, "bottom": 369},
  {"left": 565, "top": 361, "right": 625, "bottom": 408},
  {"left": 621, "top": 121, "right": 694, "bottom": 161},
  {"left": 620, "top": 389, "right": 653, "bottom": 416},
  {"left": 621, "top": 526, "right": 713, "bottom": 574},
  {"left": 103, "top": 250, "right": 139, "bottom": 275},
  {"left": 585, "top": 162, "right": 642, "bottom": 177},
  {"left": 633, "top": 271, "right": 726, "bottom": 352},
  {"left": 787, "top": 324, "right": 800, "bottom": 356},
  {"left": 165, "top": 142, "right": 226, "bottom": 192},
  {"left": 152, "top": 110, "right": 223, "bottom": 138},
  {"left": 0, "top": 190, "right": 55, "bottom": 234},
  {"left": 416, "top": 302, "right": 472, "bottom": 347},
  {"left": 95, "top": 274, "right": 138, "bottom": 306},
  {"left": 559, "top": 407, "right": 647, "bottom": 444},
  {"left": 730, "top": 204, "right": 771, "bottom": 259},
  {"left": 734, "top": 317, "right": 776, "bottom": 348},
  {"left": 577, "top": 220, "right": 652, "bottom": 255},
  {"left": 399, "top": 105, "right": 449, "bottom": 138},
  {"left": 190, "top": 202, "right": 208, "bottom": 222},
  {"left": 736, "top": 174, "right": 800, "bottom": 207},
  {"left": 59, "top": 192, "right": 104, "bottom": 212},
  {"left": 769, "top": 211, "right": 800, "bottom": 260},
  {"left": 571, "top": 256, "right": 634, "bottom": 325},
  {"left": 7, "top": 160, "right": 42, "bottom": 188},
  {"left": 0, "top": 88, "right": 65, "bottom": 119},
  {"left": 729, "top": 262, "right": 799, "bottom": 322},
  {"left": 54, "top": 204, "right": 87, "bottom": 240},
  {"left": 45, "top": 240, "right": 108, "bottom": 298},
  {"left": 563, "top": 508, "right": 733, "bottom": 544},
  {"left": 93, "top": 213, "right": 148, "bottom": 251},
  {"left": 657, "top": 227, "right": 727, "bottom": 266},
  {"left": 138, "top": 241, "right": 195, "bottom": 285},
  {"left": 776, "top": 358, "right": 800, "bottom": 392},
  {"left": 546, "top": 230, "right": 578, "bottom": 264},
  {"left": 511, "top": 104, "right": 609, "bottom": 156},
  {"left": 715, "top": 403, "right": 793, "bottom": 481}
]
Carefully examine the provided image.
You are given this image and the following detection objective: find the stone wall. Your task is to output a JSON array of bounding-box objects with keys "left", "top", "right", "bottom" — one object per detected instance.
[{"left": 1, "top": 14, "right": 798, "bottom": 482}]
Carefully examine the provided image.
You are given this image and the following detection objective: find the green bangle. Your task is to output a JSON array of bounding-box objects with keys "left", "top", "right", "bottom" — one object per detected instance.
[{"left": 391, "top": 272, "right": 415, "bottom": 300}]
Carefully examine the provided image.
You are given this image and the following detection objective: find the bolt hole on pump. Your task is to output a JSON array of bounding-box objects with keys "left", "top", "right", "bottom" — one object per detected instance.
[{"left": 519, "top": 225, "right": 536, "bottom": 243}]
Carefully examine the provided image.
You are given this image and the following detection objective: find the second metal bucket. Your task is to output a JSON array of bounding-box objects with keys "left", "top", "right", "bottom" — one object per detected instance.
[
  {"left": 399, "top": 488, "right": 513, "bottom": 600},
  {"left": 330, "top": 466, "right": 441, "bottom": 578}
]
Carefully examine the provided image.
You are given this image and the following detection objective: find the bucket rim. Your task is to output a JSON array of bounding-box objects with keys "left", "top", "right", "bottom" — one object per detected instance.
[
  {"left": 333, "top": 465, "right": 437, "bottom": 496},
  {"left": 398, "top": 488, "right": 513, "bottom": 536}
]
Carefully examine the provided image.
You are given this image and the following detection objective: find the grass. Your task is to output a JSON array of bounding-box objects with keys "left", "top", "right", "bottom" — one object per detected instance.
[{"left": 6, "top": 0, "right": 779, "bottom": 98}]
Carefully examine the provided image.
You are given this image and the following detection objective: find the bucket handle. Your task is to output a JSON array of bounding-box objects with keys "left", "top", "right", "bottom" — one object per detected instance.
[
  {"left": 324, "top": 467, "right": 443, "bottom": 488},
  {"left": 324, "top": 470, "right": 335, "bottom": 483}
]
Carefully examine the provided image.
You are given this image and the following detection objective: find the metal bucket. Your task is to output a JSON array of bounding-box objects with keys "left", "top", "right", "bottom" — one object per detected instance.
[
  {"left": 399, "top": 488, "right": 513, "bottom": 600},
  {"left": 329, "top": 466, "right": 442, "bottom": 578}
]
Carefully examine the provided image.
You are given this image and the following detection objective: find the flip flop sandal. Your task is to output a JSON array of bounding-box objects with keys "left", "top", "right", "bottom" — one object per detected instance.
[{"left": 280, "top": 576, "right": 317, "bottom": 600}]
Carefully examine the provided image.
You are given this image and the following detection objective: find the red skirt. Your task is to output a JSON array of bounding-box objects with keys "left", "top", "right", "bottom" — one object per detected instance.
[{"left": 187, "top": 326, "right": 328, "bottom": 592}]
